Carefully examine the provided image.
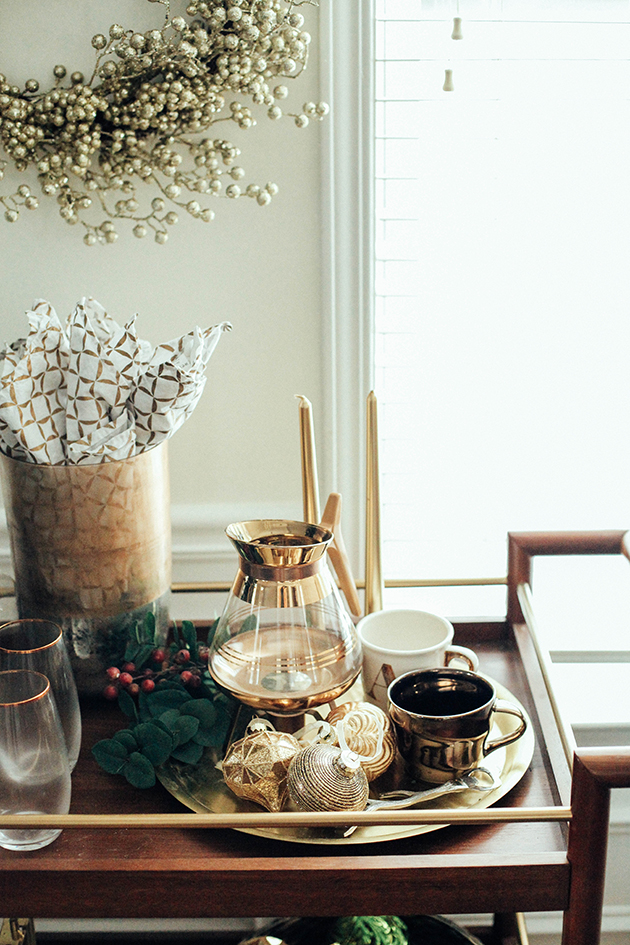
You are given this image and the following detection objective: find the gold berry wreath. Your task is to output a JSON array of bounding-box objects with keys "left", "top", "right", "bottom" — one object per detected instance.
[{"left": 0, "top": 0, "right": 327, "bottom": 245}]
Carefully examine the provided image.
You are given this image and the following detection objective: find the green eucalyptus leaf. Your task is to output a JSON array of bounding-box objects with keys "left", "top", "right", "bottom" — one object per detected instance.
[
  {"left": 206, "top": 714, "right": 231, "bottom": 749},
  {"left": 150, "top": 717, "right": 174, "bottom": 736},
  {"left": 134, "top": 643, "right": 156, "bottom": 671},
  {"left": 155, "top": 679, "right": 187, "bottom": 691},
  {"left": 169, "top": 741, "right": 204, "bottom": 765},
  {"left": 144, "top": 610, "right": 156, "bottom": 643},
  {"left": 138, "top": 690, "right": 152, "bottom": 722},
  {"left": 118, "top": 687, "right": 139, "bottom": 722},
  {"left": 172, "top": 623, "right": 182, "bottom": 648},
  {"left": 182, "top": 620, "right": 198, "bottom": 659},
  {"left": 112, "top": 730, "right": 139, "bottom": 752},
  {"left": 171, "top": 714, "right": 200, "bottom": 746},
  {"left": 92, "top": 738, "right": 129, "bottom": 774},
  {"left": 123, "top": 751, "right": 156, "bottom": 789},
  {"left": 134, "top": 721, "right": 173, "bottom": 766},
  {"left": 192, "top": 728, "right": 216, "bottom": 747},
  {"left": 158, "top": 708, "right": 182, "bottom": 729},
  {"left": 145, "top": 689, "right": 192, "bottom": 715},
  {"left": 124, "top": 641, "right": 140, "bottom": 663},
  {"left": 240, "top": 613, "right": 258, "bottom": 635},
  {"left": 181, "top": 700, "right": 217, "bottom": 729}
]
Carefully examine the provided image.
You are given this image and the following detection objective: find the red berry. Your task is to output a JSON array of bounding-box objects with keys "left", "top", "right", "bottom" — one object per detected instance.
[
  {"left": 141, "top": 678, "right": 155, "bottom": 693},
  {"left": 197, "top": 645, "right": 209, "bottom": 663},
  {"left": 188, "top": 674, "right": 202, "bottom": 689},
  {"left": 128, "top": 683, "right": 140, "bottom": 696},
  {"left": 106, "top": 666, "right": 121, "bottom": 680},
  {"left": 103, "top": 684, "right": 119, "bottom": 701},
  {"left": 119, "top": 672, "right": 133, "bottom": 687},
  {"left": 180, "top": 670, "right": 194, "bottom": 685},
  {"left": 153, "top": 648, "right": 167, "bottom": 663},
  {"left": 123, "top": 662, "right": 136, "bottom": 673},
  {"left": 176, "top": 649, "right": 191, "bottom": 663}
]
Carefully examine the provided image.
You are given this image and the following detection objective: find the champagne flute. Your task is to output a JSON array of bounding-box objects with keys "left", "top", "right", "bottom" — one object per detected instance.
[
  {"left": 0, "top": 619, "right": 81, "bottom": 770},
  {"left": 0, "top": 669, "right": 71, "bottom": 851}
]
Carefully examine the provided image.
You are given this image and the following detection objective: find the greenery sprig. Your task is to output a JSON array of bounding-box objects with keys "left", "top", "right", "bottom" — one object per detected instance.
[
  {"left": 332, "top": 918, "right": 409, "bottom": 945},
  {"left": 92, "top": 615, "right": 241, "bottom": 788}
]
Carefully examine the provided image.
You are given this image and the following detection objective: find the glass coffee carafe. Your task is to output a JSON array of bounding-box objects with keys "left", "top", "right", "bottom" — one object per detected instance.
[{"left": 208, "top": 520, "right": 362, "bottom": 718}]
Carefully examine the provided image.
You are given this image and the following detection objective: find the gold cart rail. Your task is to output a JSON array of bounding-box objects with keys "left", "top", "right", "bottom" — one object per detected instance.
[{"left": 0, "top": 806, "right": 572, "bottom": 830}]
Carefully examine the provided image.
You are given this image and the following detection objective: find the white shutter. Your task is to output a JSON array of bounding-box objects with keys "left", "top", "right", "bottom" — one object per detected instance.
[{"left": 375, "top": 0, "right": 630, "bottom": 611}]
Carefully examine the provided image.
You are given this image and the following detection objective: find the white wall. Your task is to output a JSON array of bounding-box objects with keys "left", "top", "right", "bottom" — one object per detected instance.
[{"left": 0, "top": 1, "right": 327, "bottom": 560}]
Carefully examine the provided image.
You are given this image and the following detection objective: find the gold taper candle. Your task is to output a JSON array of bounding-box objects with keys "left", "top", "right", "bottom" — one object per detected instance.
[
  {"left": 296, "top": 394, "right": 320, "bottom": 524},
  {"left": 365, "top": 390, "right": 384, "bottom": 614}
]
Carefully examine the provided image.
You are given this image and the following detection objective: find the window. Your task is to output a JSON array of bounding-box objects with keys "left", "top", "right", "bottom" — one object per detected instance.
[
  {"left": 323, "top": 1, "right": 630, "bottom": 726},
  {"left": 374, "top": 0, "right": 630, "bottom": 596}
]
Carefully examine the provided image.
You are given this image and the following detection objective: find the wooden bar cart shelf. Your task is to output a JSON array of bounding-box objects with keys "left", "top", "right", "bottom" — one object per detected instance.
[{"left": 1, "top": 531, "right": 629, "bottom": 945}]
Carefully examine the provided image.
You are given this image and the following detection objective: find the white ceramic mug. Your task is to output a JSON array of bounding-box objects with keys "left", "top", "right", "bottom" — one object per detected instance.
[{"left": 357, "top": 609, "right": 479, "bottom": 710}]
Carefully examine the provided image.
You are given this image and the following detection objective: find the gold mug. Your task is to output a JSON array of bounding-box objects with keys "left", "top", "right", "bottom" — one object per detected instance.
[{"left": 388, "top": 668, "right": 527, "bottom": 784}]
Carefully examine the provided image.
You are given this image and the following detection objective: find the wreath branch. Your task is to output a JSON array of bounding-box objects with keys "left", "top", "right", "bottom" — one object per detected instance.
[{"left": 0, "top": 0, "right": 327, "bottom": 245}]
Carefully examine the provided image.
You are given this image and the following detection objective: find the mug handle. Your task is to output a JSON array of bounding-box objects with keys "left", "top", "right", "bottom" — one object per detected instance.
[
  {"left": 444, "top": 644, "right": 479, "bottom": 672},
  {"left": 483, "top": 699, "right": 527, "bottom": 756}
]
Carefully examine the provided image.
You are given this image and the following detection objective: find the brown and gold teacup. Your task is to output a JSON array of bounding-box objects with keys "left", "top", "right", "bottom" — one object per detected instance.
[{"left": 387, "top": 668, "right": 527, "bottom": 784}]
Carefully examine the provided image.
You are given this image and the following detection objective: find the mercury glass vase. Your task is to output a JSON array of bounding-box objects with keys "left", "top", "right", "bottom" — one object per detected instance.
[{"left": 0, "top": 442, "right": 171, "bottom": 695}]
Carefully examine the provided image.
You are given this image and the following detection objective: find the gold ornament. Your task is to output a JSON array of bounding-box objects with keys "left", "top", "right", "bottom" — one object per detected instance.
[
  {"left": 222, "top": 722, "right": 300, "bottom": 813},
  {"left": 287, "top": 743, "right": 369, "bottom": 812},
  {"left": 0, "top": 0, "right": 328, "bottom": 245},
  {"left": 326, "top": 701, "right": 398, "bottom": 782}
]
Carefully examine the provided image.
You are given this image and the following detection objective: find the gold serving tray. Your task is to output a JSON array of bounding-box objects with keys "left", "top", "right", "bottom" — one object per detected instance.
[{"left": 157, "top": 676, "right": 535, "bottom": 845}]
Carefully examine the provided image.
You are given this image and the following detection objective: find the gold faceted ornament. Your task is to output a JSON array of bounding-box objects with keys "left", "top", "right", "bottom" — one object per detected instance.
[
  {"left": 221, "top": 722, "right": 300, "bottom": 813},
  {"left": 326, "top": 701, "right": 399, "bottom": 782},
  {"left": 0, "top": 0, "right": 328, "bottom": 245}
]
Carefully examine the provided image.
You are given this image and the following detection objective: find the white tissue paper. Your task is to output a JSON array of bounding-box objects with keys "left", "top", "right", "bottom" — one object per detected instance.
[{"left": 0, "top": 297, "right": 231, "bottom": 464}]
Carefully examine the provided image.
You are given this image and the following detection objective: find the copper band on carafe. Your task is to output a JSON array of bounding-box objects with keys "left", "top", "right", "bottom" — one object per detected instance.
[{"left": 239, "top": 558, "right": 320, "bottom": 583}]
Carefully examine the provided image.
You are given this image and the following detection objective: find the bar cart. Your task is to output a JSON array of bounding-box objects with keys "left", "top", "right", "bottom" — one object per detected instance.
[{"left": 1, "top": 531, "right": 629, "bottom": 945}]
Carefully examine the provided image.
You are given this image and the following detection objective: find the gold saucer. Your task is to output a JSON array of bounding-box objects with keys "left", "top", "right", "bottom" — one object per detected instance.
[{"left": 157, "top": 676, "right": 535, "bottom": 845}]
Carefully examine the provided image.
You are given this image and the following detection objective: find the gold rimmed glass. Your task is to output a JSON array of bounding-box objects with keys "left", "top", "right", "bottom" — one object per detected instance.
[
  {"left": 0, "top": 619, "right": 81, "bottom": 769},
  {"left": 0, "top": 669, "right": 71, "bottom": 851}
]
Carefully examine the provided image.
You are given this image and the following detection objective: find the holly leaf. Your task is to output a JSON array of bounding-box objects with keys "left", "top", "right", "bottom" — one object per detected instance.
[
  {"left": 92, "top": 738, "right": 129, "bottom": 775},
  {"left": 123, "top": 752, "right": 156, "bottom": 789}
]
